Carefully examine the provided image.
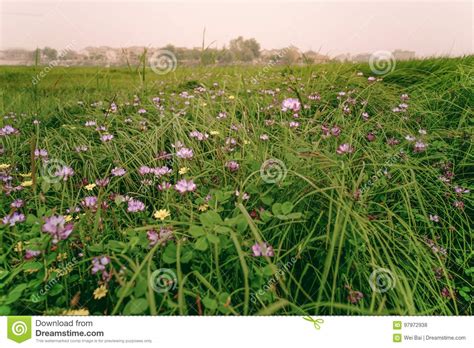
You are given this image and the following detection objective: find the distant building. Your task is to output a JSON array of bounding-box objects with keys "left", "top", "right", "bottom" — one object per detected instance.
[
  {"left": 303, "top": 50, "right": 330, "bottom": 64},
  {"left": 0, "top": 48, "right": 33, "bottom": 65},
  {"left": 352, "top": 53, "right": 371, "bottom": 62},
  {"left": 392, "top": 49, "right": 415, "bottom": 61},
  {"left": 333, "top": 53, "right": 351, "bottom": 62}
]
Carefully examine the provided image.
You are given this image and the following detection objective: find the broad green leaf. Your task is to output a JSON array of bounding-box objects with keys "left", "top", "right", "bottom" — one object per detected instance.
[
  {"left": 194, "top": 236, "right": 209, "bottom": 251},
  {"left": 123, "top": 298, "right": 148, "bottom": 315}
]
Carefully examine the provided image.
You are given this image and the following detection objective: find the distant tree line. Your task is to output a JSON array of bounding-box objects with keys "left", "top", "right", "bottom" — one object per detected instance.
[{"left": 1, "top": 37, "right": 331, "bottom": 66}]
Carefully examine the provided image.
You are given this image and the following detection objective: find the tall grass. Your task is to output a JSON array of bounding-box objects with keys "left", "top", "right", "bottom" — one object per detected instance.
[{"left": 0, "top": 56, "right": 472, "bottom": 315}]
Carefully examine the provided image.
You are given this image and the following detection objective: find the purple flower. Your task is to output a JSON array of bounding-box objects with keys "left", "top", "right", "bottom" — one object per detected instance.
[
  {"left": 454, "top": 186, "right": 470, "bottom": 195},
  {"left": 11, "top": 199, "right": 24, "bottom": 208},
  {"left": 0, "top": 125, "right": 19, "bottom": 136},
  {"left": 138, "top": 166, "right": 152, "bottom": 175},
  {"left": 289, "top": 121, "right": 300, "bottom": 128},
  {"left": 111, "top": 167, "right": 126, "bottom": 177},
  {"left": 235, "top": 190, "right": 250, "bottom": 200},
  {"left": 347, "top": 288, "right": 364, "bottom": 304},
  {"left": 413, "top": 141, "right": 427, "bottom": 153},
  {"left": 147, "top": 230, "right": 159, "bottom": 246},
  {"left": 34, "top": 148, "right": 48, "bottom": 159},
  {"left": 265, "top": 119, "right": 275, "bottom": 126},
  {"left": 147, "top": 227, "right": 173, "bottom": 247},
  {"left": 54, "top": 166, "right": 74, "bottom": 181},
  {"left": 95, "top": 177, "right": 110, "bottom": 187},
  {"left": 42, "top": 215, "right": 74, "bottom": 244},
  {"left": 176, "top": 147, "right": 193, "bottom": 159},
  {"left": 429, "top": 214, "right": 440, "bottom": 222},
  {"left": 66, "top": 206, "right": 81, "bottom": 214},
  {"left": 172, "top": 141, "right": 185, "bottom": 149},
  {"left": 175, "top": 179, "right": 197, "bottom": 194},
  {"left": 82, "top": 196, "right": 98, "bottom": 209},
  {"left": 251, "top": 242, "right": 274, "bottom": 257},
  {"left": 100, "top": 134, "right": 114, "bottom": 142},
  {"left": 336, "top": 143, "right": 354, "bottom": 155},
  {"left": 226, "top": 161, "right": 240, "bottom": 172},
  {"left": 321, "top": 124, "right": 330, "bottom": 137},
  {"left": 152, "top": 166, "right": 172, "bottom": 177},
  {"left": 2, "top": 212, "right": 25, "bottom": 226},
  {"left": 189, "top": 131, "right": 209, "bottom": 141},
  {"left": 91, "top": 255, "right": 110, "bottom": 276},
  {"left": 127, "top": 198, "right": 145, "bottom": 212},
  {"left": 331, "top": 126, "right": 341, "bottom": 137},
  {"left": 25, "top": 249, "right": 41, "bottom": 260},
  {"left": 387, "top": 138, "right": 400, "bottom": 146},
  {"left": 158, "top": 181, "right": 172, "bottom": 191},
  {"left": 217, "top": 112, "right": 227, "bottom": 120},
  {"left": 281, "top": 98, "right": 301, "bottom": 112},
  {"left": 75, "top": 145, "right": 88, "bottom": 153}
]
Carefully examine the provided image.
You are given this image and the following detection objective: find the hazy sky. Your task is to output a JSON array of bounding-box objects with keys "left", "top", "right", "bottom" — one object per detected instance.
[{"left": 1, "top": 0, "right": 472, "bottom": 56}]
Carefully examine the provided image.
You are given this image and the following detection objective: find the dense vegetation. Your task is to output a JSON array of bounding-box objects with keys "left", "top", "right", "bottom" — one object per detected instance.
[{"left": 0, "top": 56, "right": 472, "bottom": 315}]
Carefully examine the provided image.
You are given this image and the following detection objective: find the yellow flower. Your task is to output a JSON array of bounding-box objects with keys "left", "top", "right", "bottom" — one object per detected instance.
[
  {"left": 198, "top": 204, "right": 209, "bottom": 212},
  {"left": 0, "top": 163, "right": 10, "bottom": 170},
  {"left": 21, "top": 180, "right": 33, "bottom": 187},
  {"left": 201, "top": 102, "right": 207, "bottom": 107},
  {"left": 64, "top": 215, "right": 73, "bottom": 222},
  {"left": 154, "top": 209, "right": 170, "bottom": 221},
  {"left": 179, "top": 167, "right": 189, "bottom": 175},
  {"left": 14, "top": 241, "right": 24, "bottom": 253},
  {"left": 228, "top": 95, "right": 235, "bottom": 100},
  {"left": 210, "top": 131, "right": 220, "bottom": 136},
  {"left": 57, "top": 252, "right": 68, "bottom": 261},
  {"left": 93, "top": 285, "right": 108, "bottom": 300},
  {"left": 84, "top": 183, "right": 96, "bottom": 191},
  {"left": 19, "top": 173, "right": 32, "bottom": 177},
  {"left": 62, "top": 308, "right": 89, "bottom": 316},
  {"left": 243, "top": 140, "right": 250, "bottom": 145}
]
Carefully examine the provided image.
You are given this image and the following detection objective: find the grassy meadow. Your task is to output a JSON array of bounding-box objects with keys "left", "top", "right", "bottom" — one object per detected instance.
[{"left": 0, "top": 56, "right": 472, "bottom": 315}]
